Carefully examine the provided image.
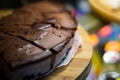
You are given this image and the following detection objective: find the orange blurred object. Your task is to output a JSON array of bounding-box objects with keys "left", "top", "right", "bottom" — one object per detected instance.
[
  {"left": 105, "top": 41, "right": 120, "bottom": 52},
  {"left": 89, "top": 33, "right": 99, "bottom": 46}
]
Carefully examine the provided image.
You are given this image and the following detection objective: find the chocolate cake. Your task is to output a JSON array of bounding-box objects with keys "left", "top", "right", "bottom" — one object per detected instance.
[{"left": 0, "top": 1, "right": 78, "bottom": 80}]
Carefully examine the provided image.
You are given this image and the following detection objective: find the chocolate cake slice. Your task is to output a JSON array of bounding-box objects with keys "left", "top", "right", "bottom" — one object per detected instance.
[{"left": 0, "top": 1, "right": 78, "bottom": 80}]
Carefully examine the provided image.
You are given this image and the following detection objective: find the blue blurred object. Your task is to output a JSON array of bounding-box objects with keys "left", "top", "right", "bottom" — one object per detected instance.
[
  {"left": 97, "top": 23, "right": 120, "bottom": 46},
  {"left": 108, "top": 23, "right": 120, "bottom": 41},
  {"left": 76, "top": 0, "right": 91, "bottom": 15}
]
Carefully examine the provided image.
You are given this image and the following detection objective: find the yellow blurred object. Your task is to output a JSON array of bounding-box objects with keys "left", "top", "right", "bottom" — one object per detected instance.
[
  {"left": 105, "top": 41, "right": 120, "bottom": 52},
  {"left": 0, "top": 10, "right": 13, "bottom": 19},
  {"left": 89, "top": 33, "right": 99, "bottom": 46},
  {"left": 116, "top": 77, "right": 120, "bottom": 80},
  {"left": 89, "top": 0, "right": 120, "bottom": 23},
  {"left": 92, "top": 50, "right": 103, "bottom": 77}
]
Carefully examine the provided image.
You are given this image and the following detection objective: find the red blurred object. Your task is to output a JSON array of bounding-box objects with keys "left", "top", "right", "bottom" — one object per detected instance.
[
  {"left": 71, "top": 9, "right": 77, "bottom": 17},
  {"left": 98, "top": 25, "right": 112, "bottom": 37},
  {"left": 118, "top": 34, "right": 120, "bottom": 40}
]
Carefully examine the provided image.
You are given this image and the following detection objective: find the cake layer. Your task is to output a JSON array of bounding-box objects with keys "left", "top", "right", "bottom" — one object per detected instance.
[
  {"left": 0, "top": 32, "right": 45, "bottom": 62},
  {"left": 0, "top": 1, "right": 77, "bottom": 80},
  {"left": 0, "top": 38, "right": 73, "bottom": 80}
]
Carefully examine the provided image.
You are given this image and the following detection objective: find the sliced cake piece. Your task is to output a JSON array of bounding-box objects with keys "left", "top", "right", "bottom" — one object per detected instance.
[{"left": 0, "top": 1, "right": 79, "bottom": 80}]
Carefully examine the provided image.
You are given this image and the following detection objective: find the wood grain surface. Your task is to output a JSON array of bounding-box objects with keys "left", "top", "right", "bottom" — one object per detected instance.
[
  {"left": 89, "top": 0, "right": 120, "bottom": 23},
  {"left": 0, "top": 10, "right": 13, "bottom": 18},
  {"left": 42, "top": 25, "right": 93, "bottom": 80}
]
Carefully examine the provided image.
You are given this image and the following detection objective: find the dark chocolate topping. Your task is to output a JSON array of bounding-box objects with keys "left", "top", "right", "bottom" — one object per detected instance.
[{"left": 0, "top": 1, "right": 77, "bottom": 79}]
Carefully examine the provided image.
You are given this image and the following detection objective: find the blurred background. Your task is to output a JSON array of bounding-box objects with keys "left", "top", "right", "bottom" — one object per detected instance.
[{"left": 0, "top": 0, "right": 120, "bottom": 80}]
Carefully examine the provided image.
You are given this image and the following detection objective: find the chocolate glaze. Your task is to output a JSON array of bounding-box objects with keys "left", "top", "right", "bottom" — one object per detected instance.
[{"left": 0, "top": 1, "right": 77, "bottom": 80}]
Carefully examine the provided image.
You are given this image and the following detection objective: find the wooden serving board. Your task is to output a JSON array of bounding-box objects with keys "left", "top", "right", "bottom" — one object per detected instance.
[
  {"left": 89, "top": 0, "right": 120, "bottom": 23},
  {"left": 0, "top": 10, "right": 13, "bottom": 19},
  {"left": 43, "top": 25, "right": 93, "bottom": 80}
]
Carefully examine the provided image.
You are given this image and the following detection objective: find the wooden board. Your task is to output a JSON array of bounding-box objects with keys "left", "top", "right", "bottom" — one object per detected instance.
[
  {"left": 0, "top": 10, "right": 13, "bottom": 18},
  {"left": 43, "top": 25, "right": 93, "bottom": 80},
  {"left": 89, "top": 0, "right": 120, "bottom": 23}
]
